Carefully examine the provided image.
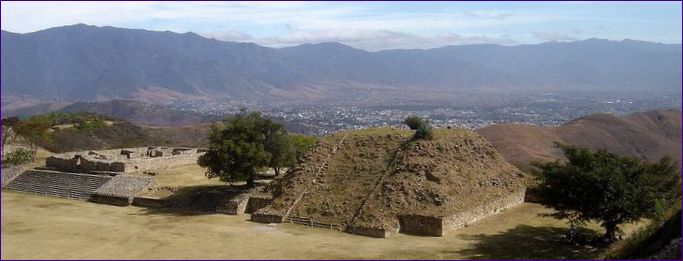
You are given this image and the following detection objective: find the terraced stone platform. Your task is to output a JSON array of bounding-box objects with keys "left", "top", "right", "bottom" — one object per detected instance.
[{"left": 4, "top": 170, "right": 112, "bottom": 200}]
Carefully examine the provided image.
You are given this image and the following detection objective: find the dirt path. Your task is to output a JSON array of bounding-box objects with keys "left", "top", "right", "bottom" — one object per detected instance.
[{"left": 1, "top": 192, "right": 644, "bottom": 259}]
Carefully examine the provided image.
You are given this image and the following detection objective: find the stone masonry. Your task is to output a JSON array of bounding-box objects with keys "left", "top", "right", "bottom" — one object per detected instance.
[{"left": 46, "top": 147, "right": 205, "bottom": 173}]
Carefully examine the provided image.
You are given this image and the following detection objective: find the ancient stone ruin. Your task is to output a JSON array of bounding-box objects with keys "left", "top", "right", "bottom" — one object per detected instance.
[
  {"left": 4, "top": 146, "right": 205, "bottom": 206},
  {"left": 251, "top": 128, "right": 527, "bottom": 238},
  {"left": 45, "top": 147, "right": 205, "bottom": 174}
]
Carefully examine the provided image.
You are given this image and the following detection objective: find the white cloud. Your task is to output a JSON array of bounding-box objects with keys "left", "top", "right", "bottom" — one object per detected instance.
[
  {"left": 1, "top": 1, "right": 679, "bottom": 49},
  {"left": 1, "top": 1, "right": 533, "bottom": 34},
  {"left": 532, "top": 31, "right": 579, "bottom": 42},
  {"left": 202, "top": 28, "right": 518, "bottom": 51}
]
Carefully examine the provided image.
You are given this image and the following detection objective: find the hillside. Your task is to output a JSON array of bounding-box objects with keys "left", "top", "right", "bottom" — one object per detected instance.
[
  {"left": 477, "top": 109, "right": 682, "bottom": 171},
  {"left": 258, "top": 128, "right": 526, "bottom": 236},
  {"left": 2, "top": 24, "right": 680, "bottom": 106},
  {"left": 58, "top": 100, "right": 221, "bottom": 127},
  {"left": 1, "top": 111, "right": 210, "bottom": 153}
]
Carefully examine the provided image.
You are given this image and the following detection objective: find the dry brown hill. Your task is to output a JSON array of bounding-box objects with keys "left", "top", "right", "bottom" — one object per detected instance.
[
  {"left": 477, "top": 109, "right": 682, "bottom": 171},
  {"left": 257, "top": 128, "right": 526, "bottom": 237}
]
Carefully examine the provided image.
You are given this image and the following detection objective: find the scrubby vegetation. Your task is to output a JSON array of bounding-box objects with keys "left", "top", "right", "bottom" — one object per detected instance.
[
  {"left": 405, "top": 116, "right": 433, "bottom": 140},
  {"left": 534, "top": 143, "right": 682, "bottom": 243},
  {"left": 45, "top": 121, "right": 153, "bottom": 152},
  {"left": 606, "top": 208, "right": 681, "bottom": 259},
  {"left": 403, "top": 115, "right": 424, "bottom": 130},
  {"left": 2, "top": 148, "right": 35, "bottom": 165},
  {"left": 290, "top": 134, "right": 317, "bottom": 162},
  {"left": 28, "top": 112, "right": 110, "bottom": 129},
  {"left": 3, "top": 113, "right": 156, "bottom": 153}
]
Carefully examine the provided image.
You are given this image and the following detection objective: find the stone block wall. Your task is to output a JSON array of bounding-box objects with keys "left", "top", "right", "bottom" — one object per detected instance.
[
  {"left": 250, "top": 212, "right": 284, "bottom": 223},
  {"left": 95, "top": 174, "right": 155, "bottom": 199},
  {"left": 90, "top": 193, "right": 132, "bottom": 206},
  {"left": 216, "top": 194, "right": 250, "bottom": 215},
  {"left": 245, "top": 196, "right": 273, "bottom": 214},
  {"left": 347, "top": 225, "right": 394, "bottom": 238},
  {"left": 45, "top": 147, "right": 204, "bottom": 173},
  {"left": 442, "top": 189, "right": 525, "bottom": 234},
  {"left": 133, "top": 197, "right": 170, "bottom": 208},
  {"left": 398, "top": 214, "right": 445, "bottom": 236},
  {"left": 1, "top": 166, "right": 25, "bottom": 187},
  {"left": 123, "top": 153, "right": 200, "bottom": 173},
  {"left": 394, "top": 189, "right": 525, "bottom": 237}
]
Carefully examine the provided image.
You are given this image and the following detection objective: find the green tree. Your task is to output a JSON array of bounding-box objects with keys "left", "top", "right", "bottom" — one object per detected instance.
[
  {"left": 534, "top": 144, "right": 681, "bottom": 242},
  {"left": 290, "top": 134, "right": 317, "bottom": 162},
  {"left": 267, "top": 133, "right": 295, "bottom": 176},
  {"left": 14, "top": 117, "right": 51, "bottom": 161},
  {"left": 198, "top": 110, "right": 293, "bottom": 187},
  {"left": 404, "top": 115, "right": 424, "bottom": 130}
]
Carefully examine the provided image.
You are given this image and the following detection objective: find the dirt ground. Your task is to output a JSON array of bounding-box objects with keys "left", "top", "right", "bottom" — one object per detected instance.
[
  {"left": 150, "top": 163, "right": 224, "bottom": 187},
  {"left": 1, "top": 191, "right": 645, "bottom": 260}
]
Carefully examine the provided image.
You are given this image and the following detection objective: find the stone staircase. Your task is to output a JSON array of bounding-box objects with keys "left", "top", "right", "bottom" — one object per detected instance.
[
  {"left": 4, "top": 170, "right": 112, "bottom": 200},
  {"left": 280, "top": 134, "right": 348, "bottom": 231}
]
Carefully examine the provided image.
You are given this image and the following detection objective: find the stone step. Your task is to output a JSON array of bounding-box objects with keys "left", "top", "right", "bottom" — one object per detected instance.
[{"left": 4, "top": 170, "right": 111, "bottom": 201}]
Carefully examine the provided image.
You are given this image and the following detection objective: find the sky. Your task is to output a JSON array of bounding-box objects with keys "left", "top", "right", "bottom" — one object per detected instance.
[{"left": 1, "top": 1, "right": 681, "bottom": 50}]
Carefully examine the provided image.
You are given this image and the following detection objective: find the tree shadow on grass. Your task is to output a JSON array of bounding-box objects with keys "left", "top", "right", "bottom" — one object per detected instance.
[
  {"left": 133, "top": 184, "right": 249, "bottom": 216},
  {"left": 449, "top": 225, "right": 605, "bottom": 260}
]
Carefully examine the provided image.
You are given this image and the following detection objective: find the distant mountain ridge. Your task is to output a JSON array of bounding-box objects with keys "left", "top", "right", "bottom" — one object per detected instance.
[{"left": 2, "top": 24, "right": 681, "bottom": 105}]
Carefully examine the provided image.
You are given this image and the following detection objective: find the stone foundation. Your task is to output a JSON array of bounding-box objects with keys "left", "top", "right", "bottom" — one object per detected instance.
[
  {"left": 46, "top": 147, "right": 205, "bottom": 174},
  {"left": 216, "top": 194, "right": 250, "bottom": 215},
  {"left": 90, "top": 193, "right": 131, "bottom": 206},
  {"left": 394, "top": 189, "right": 526, "bottom": 237},
  {"left": 94, "top": 175, "right": 155, "bottom": 199},
  {"left": 245, "top": 196, "right": 273, "bottom": 214},
  {"left": 1, "top": 166, "right": 25, "bottom": 187},
  {"left": 442, "top": 189, "right": 525, "bottom": 234},
  {"left": 398, "top": 214, "right": 445, "bottom": 236},
  {"left": 133, "top": 197, "right": 170, "bottom": 208},
  {"left": 347, "top": 226, "right": 393, "bottom": 238},
  {"left": 250, "top": 213, "right": 284, "bottom": 223}
]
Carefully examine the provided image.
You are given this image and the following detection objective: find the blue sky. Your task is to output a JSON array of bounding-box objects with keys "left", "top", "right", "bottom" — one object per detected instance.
[{"left": 1, "top": 1, "right": 681, "bottom": 50}]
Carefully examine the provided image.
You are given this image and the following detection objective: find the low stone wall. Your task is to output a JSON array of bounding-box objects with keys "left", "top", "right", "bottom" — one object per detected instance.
[
  {"left": 216, "top": 194, "right": 250, "bottom": 215},
  {"left": 45, "top": 156, "right": 77, "bottom": 172},
  {"left": 245, "top": 196, "right": 273, "bottom": 214},
  {"left": 250, "top": 212, "right": 284, "bottom": 223},
  {"left": 347, "top": 225, "right": 392, "bottom": 238},
  {"left": 398, "top": 214, "right": 444, "bottom": 236},
  {"left": 442, "top": 189, "right": 525, "bottom": 234},
  {"left": 45, "top": 147, "right": 204, "bottom": 173},
  {"left": 90, "top": 193, "right": 131, "bottom": 206},
  {"left": 1, "top": 166, "right": 25, "bottom": 187},
  {"left": 395, "top": 189, "right": 525, "bottom": 237},
  {"left": 95, "top": 175, "right": 155, "bottom": 199},
  {"left": 132, "top": 197, "right": 170, "bottom": 208},
  {"left": 119, "top": 153, "right": 200, "bottom": 173}
]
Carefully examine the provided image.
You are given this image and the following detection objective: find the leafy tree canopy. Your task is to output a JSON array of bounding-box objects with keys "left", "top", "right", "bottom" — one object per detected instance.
[
  {"left": 198, "top": 109, "right": 293, "bottom": 187},
  {"left": 534, "top": 143, "right": 681, "bottom": 242}
]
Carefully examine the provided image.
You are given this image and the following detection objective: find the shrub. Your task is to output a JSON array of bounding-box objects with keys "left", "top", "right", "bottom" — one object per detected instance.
[
  {"left": 413, "top": 122, "right": 434, "bottom": 140},
  {"left": 3, "top": 148, "right": 35, "bottom": 165},
  {"left": 75, "top": 119, "right": 106, "bottom": 129},
  {"left": 404, "top": 115, "right": 424, "bottom": 130}
]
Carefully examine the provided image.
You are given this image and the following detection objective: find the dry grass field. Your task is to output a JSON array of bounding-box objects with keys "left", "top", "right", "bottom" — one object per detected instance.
[{"left": 1, "top": 191, "right": 646, "bottom": 260}]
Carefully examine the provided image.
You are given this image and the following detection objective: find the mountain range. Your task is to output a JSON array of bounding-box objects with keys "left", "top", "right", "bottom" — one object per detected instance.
[{"left": 2, "top": 24, "right": 681, "bottom": 107}]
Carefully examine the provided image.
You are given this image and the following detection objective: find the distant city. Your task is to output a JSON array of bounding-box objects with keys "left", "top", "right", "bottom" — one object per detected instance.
[{"left": 171, "top": 91, "right": 682, "bottom": 136}]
